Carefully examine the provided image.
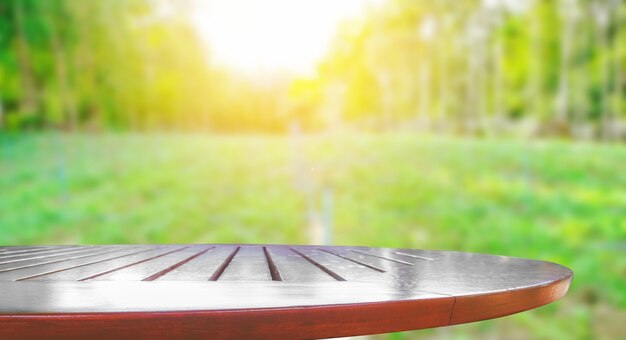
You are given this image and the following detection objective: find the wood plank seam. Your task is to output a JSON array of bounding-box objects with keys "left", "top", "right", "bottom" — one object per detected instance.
[
  {"left": 78, "top": 246, "right": 189, "bottom": 281},
  {"left": 0, "top": 248, "right": 139, "bottom": 275},
  {"left": 350, "top": 249, "right": 414, "bottom": 266},
  {"left": 262, "top": 246, "right": 283, "bottom": 281},
  {"left": 317, "top": 248, "right": 386, "bottom": 273},
  {"left": 209, "top": 246, "right": 240, "bottom": 281},
  {"left": 142, "top": 246, "right": 214, "bottom": 281},
  {"left": 15, "top": 246, "right": 150, "bottom": 281},
  {"left": 289, "top": 247, "right": 346, "bottom": 281}
]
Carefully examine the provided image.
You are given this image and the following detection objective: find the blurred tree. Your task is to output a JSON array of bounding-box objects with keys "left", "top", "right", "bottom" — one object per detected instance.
[
  {"left": 12, "top": 0, "right": 38, "bottom": 127},
  {"left": 614, "top": 0, "right": 625, "bottom": 136},
  {"left": 311, "top": 0, "right": 625, "bottom": 139},
  {"left": 592, "top": 0, "right": 611, "bottom": 139},
  {"left": 0, "top": 0, "right": 624, "bottom": 138}
]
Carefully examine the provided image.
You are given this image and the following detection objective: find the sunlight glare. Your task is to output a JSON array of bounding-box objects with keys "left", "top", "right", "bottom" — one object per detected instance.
[{"left": 193, "top": 0, "right": 381, "bottom": 76}]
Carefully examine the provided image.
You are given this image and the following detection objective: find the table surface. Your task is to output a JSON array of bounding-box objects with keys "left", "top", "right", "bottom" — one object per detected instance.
[{"left": 0, "top": 244, "right": 572, "bottom": 339}]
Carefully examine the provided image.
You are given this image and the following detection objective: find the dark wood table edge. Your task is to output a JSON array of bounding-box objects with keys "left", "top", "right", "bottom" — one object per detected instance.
[
  {"left": 450, "top": 272, "right": 572, "bottom": 325},
  {"left": 0, "top": 273, "right": 572, "bottom": 339}
]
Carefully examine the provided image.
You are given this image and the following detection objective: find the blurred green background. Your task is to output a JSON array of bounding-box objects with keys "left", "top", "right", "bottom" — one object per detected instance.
[{"left": 1, "top": 0, "right": 625, "bottom": 339}]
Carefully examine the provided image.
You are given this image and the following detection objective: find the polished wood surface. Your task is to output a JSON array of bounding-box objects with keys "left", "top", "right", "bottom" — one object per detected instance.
[{"left": 0, "top": 244, "right": 572, "bottom": 339}]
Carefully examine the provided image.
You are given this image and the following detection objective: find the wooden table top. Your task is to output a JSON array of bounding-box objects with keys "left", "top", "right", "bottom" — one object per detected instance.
[{"left": 0, "top": 244, "right": 572, "bottom": 339}]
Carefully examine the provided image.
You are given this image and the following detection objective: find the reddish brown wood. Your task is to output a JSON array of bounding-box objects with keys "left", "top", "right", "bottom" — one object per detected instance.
[
  {"left": 0, "top": 245, "right": 573, "bottom": 339},
  {"left": 0, "top": 299, "right": 454, "bottom": 339},
  {"left": 450, "top": 275, "right": 572, "bottom": 325}
]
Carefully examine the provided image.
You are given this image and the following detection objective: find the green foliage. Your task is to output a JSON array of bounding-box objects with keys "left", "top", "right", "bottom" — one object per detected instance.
[
  {"left": 0, "top": 0, "right": 624, "bottom": 137},
  {"left": 316, "top": 0, "right": 625, "bottom": 137},
  {"left": 1, "top": 133, "right": 624, "bottom": 338},
  {"left": 0, "top": 0, "right": 289, "bottom": 132}
]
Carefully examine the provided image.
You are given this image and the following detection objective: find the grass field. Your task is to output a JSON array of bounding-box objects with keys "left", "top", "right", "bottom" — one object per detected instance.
[{"left": 1, "top": 133, "right": 625, "bottom": 339}]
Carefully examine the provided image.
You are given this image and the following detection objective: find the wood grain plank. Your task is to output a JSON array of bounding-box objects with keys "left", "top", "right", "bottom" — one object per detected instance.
[
  {"left": 80, "top": 246, "right": 189, "bottom": 281},
  {"left": 317, "top": 248, "right": 386, "bottom": 272},
  {"left": 0, "top": 247, "right": 91, "bottom": 263},
  {"left": 209, "top": 246, "right": 241, "bottom": 281},
  {"left": 350, "top": 249, "right": 415, "bottom": 266},
  {"left": 16, "top": 247, "right": 154, "bottom": 281},
  {"left": 159, "top": 245, "right": 236, "bottom": 281},
  {"left": 293, "top": 247, "right": 383, "bottom": 282},
  {"left": 265, "top": 246, "right": 335, "bottom": 282},
  {"left": 290, "top": 247, "right": 346, "bottom": 281},
  {"left": 0, "top": 246, "right": 58, "bottom": 255},
  {"left": 0, "top": 244, "right": 573, "bottom": 338},
  {"left": 219, "top": 246, "right": 270, "bottom": 281},
  {"left": 143, "top": 247, "right": 214, "bottom": 281},
  {"left": 262, "top": 246, "right": 282, "bottom": 281},
  {"left": 31, "top": 246, "right": 171, "bottom": 281},
  {"left": 0, "top": 247, "right": 131, "bottom": 279}
]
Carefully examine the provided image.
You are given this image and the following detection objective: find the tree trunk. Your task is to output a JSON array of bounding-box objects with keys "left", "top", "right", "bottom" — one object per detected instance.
[
  {"left": 613, "top": 0, "right": 623, "bottom": 138},
  {"left": 13, "top": 1, "right": 38, "bottom": 120},
  {"left": 488, "top": 0, "right": 504, "bottom": 130},
  {"left": 72, "top": 2, "right": 97, "bottom": 130},
  {"left": 595, "top": 3, "right": 611, "bottom": 140},
  {"left": 437, "top": 15, "right": 449, "bottom": 131},
  {"left": 571, "top": 0, "right": 588, "bottom": 139},
  {"left": 493, "top": 37, "right": 503, "bottom": 120},
  {"left": 0, "top": 95, "right": 4, "bottom": 130},
  {"left": 466, "top": 11, "right": 485, "bottom": 135},
  {"left": 419, "top": 59, "right": 430, "bottom": 127},
  {"left": 465, "top": 18, "right": 476, "bottom": 134},
  {"left": 556, "top": 0, "right": 573, "bottom": 129},
  {"left": 48, "top": 11, "right": 77, "bottom": 131},
  {"left": 477, "top": 13, "right": 487, "bottom": 135},
  {"left": 527, "top": 0, "right": 541, "bottom": 130}
]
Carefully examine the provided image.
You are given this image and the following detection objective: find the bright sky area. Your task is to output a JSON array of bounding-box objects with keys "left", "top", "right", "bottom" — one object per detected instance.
[{"left": 192, "top": 0, "right": 384, "bottom": 76}]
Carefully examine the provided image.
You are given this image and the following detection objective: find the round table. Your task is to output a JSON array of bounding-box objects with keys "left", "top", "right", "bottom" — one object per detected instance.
[{"left": 0, "top": 244, "right": 572, "bottom": 339}]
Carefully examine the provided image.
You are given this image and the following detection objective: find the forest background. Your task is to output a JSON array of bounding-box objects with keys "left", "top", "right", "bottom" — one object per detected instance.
[{"left": 1, "top": 0, "right": 625, "bottom": 339}]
